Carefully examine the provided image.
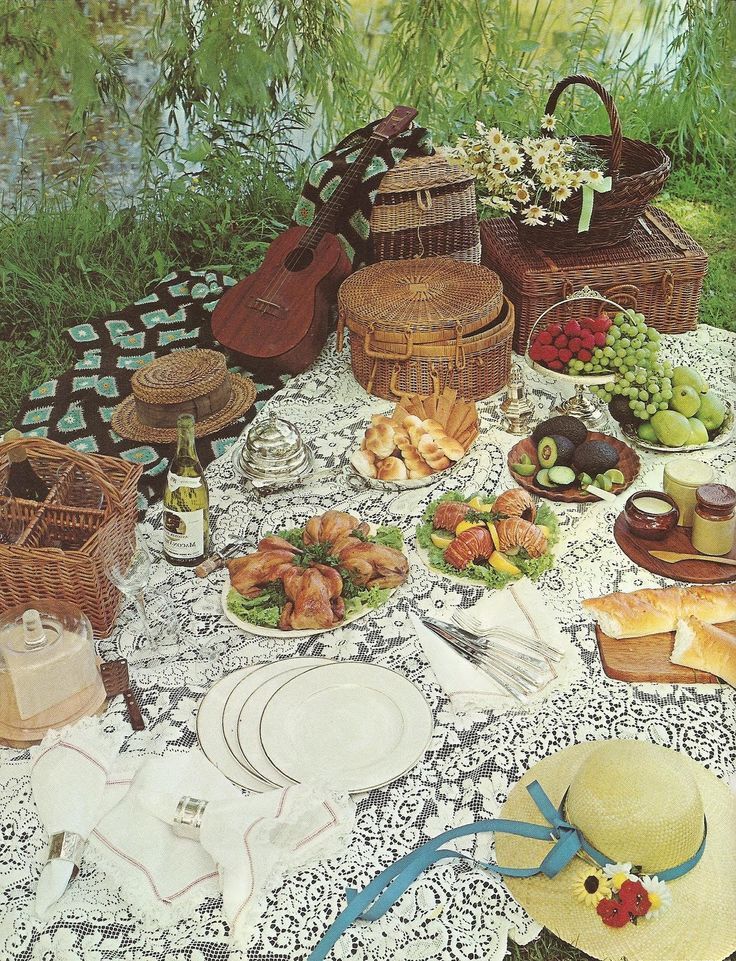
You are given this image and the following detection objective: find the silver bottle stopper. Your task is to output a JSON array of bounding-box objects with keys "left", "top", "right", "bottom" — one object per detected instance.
[{"left": 499, "top": 363, "right": 536, "bottom": 435}]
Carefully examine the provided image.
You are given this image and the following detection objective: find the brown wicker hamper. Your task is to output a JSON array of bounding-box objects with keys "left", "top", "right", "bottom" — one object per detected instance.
[
  {"left": 369, "top": 154, "right": 481, "bottom": 264},
  {"left": 0, "top": 437, "right": 142, "bottom": 637},
  {"left": 481, "top": 206, "right": 707, "bottom": 354}
]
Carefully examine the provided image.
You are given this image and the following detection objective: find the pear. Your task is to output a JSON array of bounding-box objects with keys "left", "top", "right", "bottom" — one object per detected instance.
[
  {"left": 672, "top": 365, "right": 709, "bottom": 394},
  {"left": 697, "top": 390, "right": 726, "bottom": 431},
  {"left": 669, "top": 384, "right": 701, "bottom": 418},
  {"left": 687, "top": 417, "right": 709, "bottom": 445},
  {"left": 651, "top": 410, "right": 692, "bottom": 447}
]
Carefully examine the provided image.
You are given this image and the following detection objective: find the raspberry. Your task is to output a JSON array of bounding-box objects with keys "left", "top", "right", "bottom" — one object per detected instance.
[
  {"left": 578, "top": 349, "right": 592, "bottom": 361},
  {"left": 580, "top": 332, "right": 595, "bottom": 349},
  {"left": 548, "top": 359, "right": 564, "bottom": 371},
  {"left": 568, "top": 337, "right": 582, "bottom": 353},
  {"left": 564, "top": 320, "right": 582, "bottom": 337},
  {"left": 539, "top": 345, "right": 558, "bottom": 363},
  {"left": 559, "top": 348, "right": 572, "bottom": 363},
  {"left": 554, "top": 334, "right": 568, "bottom": 349},
  {"left": 546, "top": 323, "right": 563, "bottom": 337},
  {"left": 594, "top": 315, "right": 611, "bottom": 333},
  {"left": 536, "top": 331, "right": 553, "bottom": 346},
  {"left": 579, "top": 315, "right": 596, "bottom": 330},
  {"left": 593, "top": 331, "right": 607, "bottom": 347},
  {"left": 529, "top": 343, "right": 544, "bottom": 362}
]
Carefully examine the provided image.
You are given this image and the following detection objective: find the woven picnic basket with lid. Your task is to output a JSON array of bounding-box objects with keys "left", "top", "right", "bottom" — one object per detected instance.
[
  {"left": 482, "top": 206, "right": 707, "bottom": 353},
  {"left": 515, "top": 74, "right": 671, "bottom": 252},
  {"left": 369, "top": 154, "right": 481, "bottom": 264},
  {"left": 0, "top": 436, "right": 142, "bottom": 636},
  {"left": 337, "top": 257, "right": 512, "bottom": 401}
]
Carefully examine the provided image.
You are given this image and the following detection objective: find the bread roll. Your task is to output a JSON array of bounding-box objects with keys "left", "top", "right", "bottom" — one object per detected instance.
[
  {"left": 403, "top": 446, "right": 434, "bottom": 478},
  {"left": 428, "top": 428, "right": 465, "bottom": 461},
  {"left": 377, "top": 456, "right": 408, "bottom": 481},
  {"left": 421, "top": 418, "right": 444, "bottom": 435},
  {"left": 364, "top": 422, "right": 396, "bottom": 458},
  {"left": 393, "top": 427, "right": 412, "bottom": 452},
  {"left": 351, "top": 448, "right": 377, "bottom": 478},
  {"left": 417, "top": 434, "right": 451, "bottom": 471},
  {"left": 582, "top": 585, "right": 736, "bottom": 639},
  {"left": 671, "top": 617, "right": 736, "bottom": 687},
  {"left": 408, "top": 421, "right": 427, "bottom": 447}
]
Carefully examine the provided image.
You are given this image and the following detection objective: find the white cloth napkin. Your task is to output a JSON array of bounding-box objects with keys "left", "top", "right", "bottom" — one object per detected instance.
[
  {"left": 30, "top": 721, "right": 118, "bottom": 917},
  {"left": 412, "top": 580, "right": 580, "bottom": 713}
]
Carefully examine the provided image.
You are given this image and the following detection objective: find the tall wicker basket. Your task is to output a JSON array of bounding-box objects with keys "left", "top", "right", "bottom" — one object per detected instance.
[
  {"left": 0, "top": 437, "right": 142, "bottom": 637},
  {"left": 370, "top": 154, "right": 481, "bottom": 264}
]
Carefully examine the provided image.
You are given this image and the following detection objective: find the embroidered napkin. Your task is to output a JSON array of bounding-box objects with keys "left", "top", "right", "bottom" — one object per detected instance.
[
  {"left": 412, "top": 581, "right": 580, "bottom": 713},
  {"left": 30, "top": 722, "right": 120, "bottom": 917}
]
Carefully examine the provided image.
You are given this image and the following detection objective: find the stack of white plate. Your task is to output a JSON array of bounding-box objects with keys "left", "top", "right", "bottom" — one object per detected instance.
[{"left": 196, "top": 658, "right": 434, "bottom": 794}]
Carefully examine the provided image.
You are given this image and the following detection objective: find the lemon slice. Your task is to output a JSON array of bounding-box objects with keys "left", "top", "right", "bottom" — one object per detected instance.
[
  {"left": 489, "top": 551, "right": 521, "bottom": 576},
  {"left": 487, "top": 522, "right": 500, "bottom": 550},
  {"left": 536, "top": 524, "right": 551, "bottom": 539},
  {"left": 431, "top": 532, "right": 454, "bottom": 550},
  {"left": 456, "top": 520, "right": 485, "bottom": 535},
  {"left": 467, "top": 496, "right": 494, "bottom": 513}
]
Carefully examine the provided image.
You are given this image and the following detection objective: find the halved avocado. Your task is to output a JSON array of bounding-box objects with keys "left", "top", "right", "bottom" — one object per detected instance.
[
  {"left": 536, "top": 468, "right": 557, "bottom": 489},
  {"left": 511, "top": 462, "right": 536, "bottom": 476},
  {"left": 537, "top": 436, "right": 558, "bottom": 469},
  {"left": 548, "top": 466, "right": 576, "bottom": 488}
]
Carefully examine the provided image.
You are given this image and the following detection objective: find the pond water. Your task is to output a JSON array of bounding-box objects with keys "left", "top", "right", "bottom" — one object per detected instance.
[{"left": 0, "top": 0, "right": 679, "bottom": 204}]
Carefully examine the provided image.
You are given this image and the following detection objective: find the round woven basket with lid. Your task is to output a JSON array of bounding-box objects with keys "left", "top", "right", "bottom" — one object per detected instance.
[{"left": 337, "top": 257, "right": 503, "bottom": 359}]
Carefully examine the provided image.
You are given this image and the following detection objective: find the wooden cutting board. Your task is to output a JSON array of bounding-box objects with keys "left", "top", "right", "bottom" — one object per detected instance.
[{"left": 595, "top": 622, "right": 736, "bottom": 684}]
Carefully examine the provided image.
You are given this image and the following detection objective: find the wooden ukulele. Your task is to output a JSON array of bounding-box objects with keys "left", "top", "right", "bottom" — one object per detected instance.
[{"left": 211, "top": 106, "right": 418, "bottom": 374}]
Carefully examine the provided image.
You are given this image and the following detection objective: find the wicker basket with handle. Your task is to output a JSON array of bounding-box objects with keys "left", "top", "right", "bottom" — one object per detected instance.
[
  {"left": 370, "top": 154, "right": 481, "bottom": 264},
  {"left": 0, "top": 436, "right": 142, "bottom": 636},
  {"left": 515, "top": 74, "right": 670, "bottom": 252},
  {"left": 482, "top": 206, "right": 707, "bottom": 352}
]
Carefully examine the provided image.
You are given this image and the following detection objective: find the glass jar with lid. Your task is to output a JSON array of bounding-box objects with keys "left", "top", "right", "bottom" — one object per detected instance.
[
  {"left": 662, "top": 459, "right": 715, "bottom": 527},
  {"left": 691, "top": 484, "right": 736, "bottom": 556},
  {"left": 0, "top": 599, "right": 105, "bottom": 740}
]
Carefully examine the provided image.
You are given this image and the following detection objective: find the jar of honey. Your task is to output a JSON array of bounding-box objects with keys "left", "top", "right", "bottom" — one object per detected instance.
[
  {"left": 691, "top": 484, "right": 736, "bottom": 556},
  {"left": 663, "top": 459, "right": 715, "bottom": 527}
]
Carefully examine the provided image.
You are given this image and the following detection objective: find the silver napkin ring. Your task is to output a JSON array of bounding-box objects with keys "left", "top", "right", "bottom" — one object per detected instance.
[
  {"left": 46, "top": 832, "right": 85, "bottom": 880},
  {"left": 172, "top": 796, "right": 208, "bottom": 840}
]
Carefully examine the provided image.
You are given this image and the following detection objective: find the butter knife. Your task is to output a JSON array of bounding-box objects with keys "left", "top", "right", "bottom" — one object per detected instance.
[{"left": 649, "top": 550, "right": 736, "bottom": 567}]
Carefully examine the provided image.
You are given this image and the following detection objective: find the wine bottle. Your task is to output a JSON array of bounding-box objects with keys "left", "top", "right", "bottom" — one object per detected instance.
[
  {"left": 163, "top": 414, "right": 212, "bottom": 567},
  {"left": 2, "top": 429, "right": 48, "bottom": 502}
]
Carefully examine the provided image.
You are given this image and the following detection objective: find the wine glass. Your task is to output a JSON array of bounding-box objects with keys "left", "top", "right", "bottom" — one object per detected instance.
[{"left": 103, "top": 525, "right": 157, "bottom": 652}]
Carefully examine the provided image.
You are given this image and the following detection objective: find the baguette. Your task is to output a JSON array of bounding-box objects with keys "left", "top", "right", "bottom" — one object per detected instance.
[
  {"left": 582, "top": 584, "right": 736, "bottom": 639},
  {"left": 671, "top": 617, "right": 736, "bottom": 687}
]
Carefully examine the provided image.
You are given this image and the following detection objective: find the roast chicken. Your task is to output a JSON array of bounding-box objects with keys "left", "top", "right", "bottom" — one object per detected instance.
[{"left": 226, "top": 510, "right": 409, "bottom": 630}]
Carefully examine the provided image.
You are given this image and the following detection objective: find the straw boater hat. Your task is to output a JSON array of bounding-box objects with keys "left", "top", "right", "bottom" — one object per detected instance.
[
  {"left": 495, "top": 739, "right": 736, "bottom": 961},
  {"left": 112, "top": 349, "right": 256, "bottom": 443}
]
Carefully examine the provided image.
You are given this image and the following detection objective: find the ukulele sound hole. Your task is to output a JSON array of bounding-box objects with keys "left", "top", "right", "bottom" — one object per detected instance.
[{"left": 284, "top": 247, "right": 314, "bottom": 272}]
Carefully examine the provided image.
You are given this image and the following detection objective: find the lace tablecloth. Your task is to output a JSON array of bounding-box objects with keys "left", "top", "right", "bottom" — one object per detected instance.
[{"left": 2, "top": 327, "right": 735, "bottom": 961}]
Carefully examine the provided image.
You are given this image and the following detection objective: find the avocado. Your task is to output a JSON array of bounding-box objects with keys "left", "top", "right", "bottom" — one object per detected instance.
[
  {"left": 531, "top": 415, "right": 588, "bottom": 448},
  {"left": 535, "top": 468, "right": 556, "bottom": 489},
  {"left": 572, "top": 440, "right": 620, "bottom": 476},
  {"left": 608, "top": 394, "right": 637, "bottom": 426},
  {"left": 537, "top": 434, "right": 575, "bottom": 469},
  {"left": 548, "top": 466, "right": 576, "bottom": 488},
  {"left": 511, "top": 461, "right": 536, "bottom": 476}
]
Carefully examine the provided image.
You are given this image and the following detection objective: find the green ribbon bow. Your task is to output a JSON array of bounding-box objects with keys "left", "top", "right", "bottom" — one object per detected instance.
[{"left": 578, "top": 175, "right": 612, "bottom": 233}]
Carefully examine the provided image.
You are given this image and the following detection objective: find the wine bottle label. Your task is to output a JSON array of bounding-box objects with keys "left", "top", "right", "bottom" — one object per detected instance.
[
  {"left": 168, "top": 473, "right": 204, "bottom": 492},
  {"left": 163, "top": 507, "right": 205, "bottom": 559}
]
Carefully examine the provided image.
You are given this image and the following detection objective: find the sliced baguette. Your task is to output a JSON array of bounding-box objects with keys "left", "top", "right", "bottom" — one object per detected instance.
[
  {"left": 671, "top": 617, "right": 736, "bottom": 687},
  {"left": 582, "top": 584, "right": 736, "bottom": 639}
]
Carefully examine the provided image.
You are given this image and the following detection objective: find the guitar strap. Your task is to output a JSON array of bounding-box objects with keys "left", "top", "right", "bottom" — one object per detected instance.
[{"left": 292, "top": 120, "right": 433, "bottom": 268}]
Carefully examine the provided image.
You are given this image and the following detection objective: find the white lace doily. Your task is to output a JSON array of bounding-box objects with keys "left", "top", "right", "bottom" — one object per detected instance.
[{"left": 2, "top": 327, "right": 735, "bottom": 961}]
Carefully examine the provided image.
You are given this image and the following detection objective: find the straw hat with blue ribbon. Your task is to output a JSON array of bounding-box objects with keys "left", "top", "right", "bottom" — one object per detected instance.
[{"left": 306, "top": 739, "right": 736, "bottom": 961}]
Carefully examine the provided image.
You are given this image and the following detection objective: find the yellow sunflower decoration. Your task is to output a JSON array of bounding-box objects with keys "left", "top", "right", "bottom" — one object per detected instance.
[{"left": 572, "top": 868, "right": 612, "bottom": 907}]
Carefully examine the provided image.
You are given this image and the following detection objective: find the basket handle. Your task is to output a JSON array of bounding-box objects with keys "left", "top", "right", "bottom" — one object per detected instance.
[
  {"left": 544, "top": 74, "right": 623, "bottom": 180},
  {"left": 389, "top": 365, "right": 440, "bottom": 398},
  {"left": 363, "top": 325, "right": 414, "bottom": 361},
  {"left": 0, "top": 435, "right": 125, "bottom": 512}
]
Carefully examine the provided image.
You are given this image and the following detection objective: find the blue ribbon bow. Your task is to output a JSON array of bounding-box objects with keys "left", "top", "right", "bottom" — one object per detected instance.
[{"left": 306, "top": 781, "right": 706, "bottom": 961}]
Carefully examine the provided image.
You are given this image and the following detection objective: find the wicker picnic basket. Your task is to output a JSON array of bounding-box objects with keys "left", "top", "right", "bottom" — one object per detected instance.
[
  {"left": 515, "top": 74, "right": 671, "bottom": 252},
  {"left": 337, "top": 258, "right": 512, "bottom": 401},
  {"left": 369, "top": 154, "right": 481, "bottom": 264},
  {"left": 0, "top": 436, "right": 142, "bottom": 637},
  {"left": 482, "top": 206, "right": 707, "bottom": 353}
]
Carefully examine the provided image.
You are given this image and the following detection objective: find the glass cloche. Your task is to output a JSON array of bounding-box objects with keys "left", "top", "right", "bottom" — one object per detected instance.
[{"left": 231, "top": 415, "right": 314, "bottom": 490}]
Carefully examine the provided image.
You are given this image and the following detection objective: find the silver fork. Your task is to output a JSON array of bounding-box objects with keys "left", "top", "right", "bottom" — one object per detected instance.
[
  {"left": 444, "top": 633, "right": 543, "bottom": 697},
  {"left": 453, "top": 610, "right": 564, "bottom": 662}
]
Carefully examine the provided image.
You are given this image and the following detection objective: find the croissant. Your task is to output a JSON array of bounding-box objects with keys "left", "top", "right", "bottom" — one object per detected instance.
[
  {"left": 444, "top": 527, "right": 494, "bottom": 570},
  {"left": 496, "top": 518, "right": 547, "bottom": 558},
  {"left": 493, "top": 489, "right": 537, "bottom": 523},
  {"left": 433, "top": 501, "right": 473, "bottom": 532}
]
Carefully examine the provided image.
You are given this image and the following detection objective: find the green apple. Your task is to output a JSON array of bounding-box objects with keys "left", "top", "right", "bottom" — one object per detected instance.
[
  {"left": 651, "top": 410, "right": 692, "bottom": 447},
  {"left": 672, "top": 365, "right": 709, "bottom": 394},
  {"left": 687, "top": 417, "right": 709, "bottom": 445},
  {"left": 669, "top": 384, "right": 701, "bottom": 418},
  {"left": 637, "top": 421, "right": 658, "bottom": 442},
  {"left": 697, "top": 390, "right": 726, "bottom": 431}
]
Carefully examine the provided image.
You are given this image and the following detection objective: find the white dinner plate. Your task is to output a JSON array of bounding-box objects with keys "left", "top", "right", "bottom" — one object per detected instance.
[
  {"left": 222, "top": 657, "right": 331, "bottom": 782},
  {"left": 221, "top": 576, "right": 397, "bottom": 638},
  {"left": 195, "top": 667, "right": 274, "bottom": 792},
  {"left": 258, "top": 662, "right": 434, "bottom": 794}
]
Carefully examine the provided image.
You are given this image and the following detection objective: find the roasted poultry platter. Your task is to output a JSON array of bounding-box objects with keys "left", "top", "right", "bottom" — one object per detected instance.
[{"left": 226, "top": 510, "right": 409, "bottom": 631}]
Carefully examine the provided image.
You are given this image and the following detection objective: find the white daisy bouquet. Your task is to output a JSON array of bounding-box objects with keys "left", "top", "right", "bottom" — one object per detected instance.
[{"left": 444, "top": 115, "right": 606, "bottom": 228}]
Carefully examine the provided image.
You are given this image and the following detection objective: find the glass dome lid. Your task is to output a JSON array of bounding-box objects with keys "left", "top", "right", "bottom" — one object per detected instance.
[
  {"left": 0, "top": 598, "right": 93, "bottom": 660},
  {"left": 232, "top": 415, "right": 313, "bottom": 484}
]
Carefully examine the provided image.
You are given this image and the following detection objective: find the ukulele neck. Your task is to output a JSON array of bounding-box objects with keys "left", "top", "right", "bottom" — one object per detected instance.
[{"left": 301, "top": 134, "right": 383, "bottom": 250}]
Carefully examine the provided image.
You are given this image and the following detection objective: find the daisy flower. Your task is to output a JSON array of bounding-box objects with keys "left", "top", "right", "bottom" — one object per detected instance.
[
  {"left": 552, "top": 211, "right": 568, "bottom": 221},
  {"left": 522, "top": 204, "right": 547, "bottom": 226},
  {"left": 530, "top": 150, "right": 549, "bottom": 171},
  {"left": 568, "top": 171, "right": 584, "bottom": 189},
  {"left": 552, "top": 185, "right": 572, "bottom": 202},
  {"left": 547, "top": 138, "right": 563, "bottom": 152},
  {"left": 640, "top": 876, "right": 671, "bottom": 919},
  {"left": 503, "top": 151, "right": 523, "bottom": 172},
  {"left": 572, "top": 869, "right": 612, "bottom": 907},
  {"left": 540, "top": 171, "right": 557, "bottom": 189},
  {"left": 604, "top": 862, "right": 637, "bottom": 892},
  {"left": 486, "top": 127, "right": 505, "bottom": 147},
  {"left": 514, "top": 185, "right": 531, "bottom": 203},
  {"left": 541, "top": 113, "right": 556, "bottom": 130},
  {"left": 587, "top": 168, "right": 605, "bottom": 183},
  {"left": 475, "top": 120, "right": 487, "bottom": 135}
]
